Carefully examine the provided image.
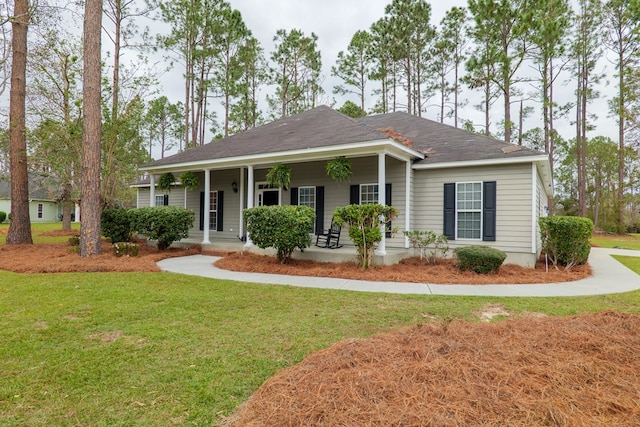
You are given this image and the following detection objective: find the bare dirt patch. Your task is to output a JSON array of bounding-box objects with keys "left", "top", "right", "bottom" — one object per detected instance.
[
  {"left": 214, "top": 252, "right": 591, "bottom": 285},
  {"left": 224, "top": 311, "right": 640, "bottom": 427}
]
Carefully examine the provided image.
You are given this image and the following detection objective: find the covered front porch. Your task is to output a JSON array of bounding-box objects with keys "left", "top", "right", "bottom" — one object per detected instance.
[{"left": 171, "top": 237, "right": 412, "bottom": 265}]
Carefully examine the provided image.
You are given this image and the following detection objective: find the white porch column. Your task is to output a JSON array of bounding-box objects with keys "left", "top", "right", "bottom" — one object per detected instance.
[
  {"left": 74, "top": 203, "right": 81, "bottom": 222},
  {"left": 202, "top": 169, "right": 211, "bottom": 244},
  {"left": 149, "top": 174, "right": 156, "bottom": 207},
  {"left": 244, "top": 165, "right": 254, "bottom": 248},
  {"left": 238, "top": 167, "right": 245, "bottom": 239},
  {"left": 405, "top": 159, "right": 411, "bottom": 249},
  {"left": 376, "top": 152, "right": 387, "bottom": 256}
]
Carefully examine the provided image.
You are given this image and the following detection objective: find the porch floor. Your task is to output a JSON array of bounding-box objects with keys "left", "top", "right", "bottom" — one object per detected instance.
[{"left": 172, "top": 238, "right": 411, "bottom": 265}]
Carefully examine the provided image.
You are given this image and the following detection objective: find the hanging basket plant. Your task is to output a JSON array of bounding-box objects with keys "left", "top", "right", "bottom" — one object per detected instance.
[
  {"left": 326, "top": 156, "right": 352, "bottom": 184},
  {"left": 266, "top": 164, "right": 292, "bottom": 190},
  {"left": 158, "top": 172, "right": 175, "bottom": 192},
  {"left": 179, "top": 171, "right": 199, "bottom": 191}
]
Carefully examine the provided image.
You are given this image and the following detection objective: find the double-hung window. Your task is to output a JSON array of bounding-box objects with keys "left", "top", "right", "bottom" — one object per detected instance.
[
  {"left": 456, "top": 182, "right": 482, "bottom": 239},
  {"left": 298, "top": 186, "right": 316, "bottom": 210},
  {"left": 444, "top": 181, "right": 496, "bottom": 241},
  {"left": 360, "top": 184, "right": 379, "bottom": 204}
]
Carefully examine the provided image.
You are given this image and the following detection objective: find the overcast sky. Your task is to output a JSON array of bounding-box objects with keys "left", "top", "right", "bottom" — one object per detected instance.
[{"left": 150, "top": 0, "right": 616, "bottom": 152}]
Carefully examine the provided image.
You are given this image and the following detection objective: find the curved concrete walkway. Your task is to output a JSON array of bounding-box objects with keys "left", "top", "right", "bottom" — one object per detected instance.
[{"left": 157, "top": 247, "right": 640, "bottom": 297}]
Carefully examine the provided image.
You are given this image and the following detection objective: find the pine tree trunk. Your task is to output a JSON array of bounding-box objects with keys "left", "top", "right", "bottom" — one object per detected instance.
[
  {"left": 6, "top": 0, "right": 33, "bottom": 245},
  {"left": 80, "top": 0, "right": 103, "bottom": 257}
]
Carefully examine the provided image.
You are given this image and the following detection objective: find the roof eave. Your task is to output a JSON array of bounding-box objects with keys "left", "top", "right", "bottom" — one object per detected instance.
[
  {"left": 413, "top": 154, "right": 554, "bottom": 195},
  {"left": 139, "top": 139, "right": 425, "bottom": 174}
]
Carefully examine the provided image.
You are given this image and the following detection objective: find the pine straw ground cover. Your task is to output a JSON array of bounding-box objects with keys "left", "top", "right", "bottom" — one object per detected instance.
[
  {"left": 0, "top": 230, "right": 204, "bottom": 273},
  {"left": 214, "top": 252, "right": 591, "bottom": 285},
  {"left": 223, "top": 310, "right": 640, "bottom": 427}
]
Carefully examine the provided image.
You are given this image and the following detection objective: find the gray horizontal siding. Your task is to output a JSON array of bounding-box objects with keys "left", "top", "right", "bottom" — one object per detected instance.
[{"left": 413, "top": 164, "right": 534, "bottom": 254}]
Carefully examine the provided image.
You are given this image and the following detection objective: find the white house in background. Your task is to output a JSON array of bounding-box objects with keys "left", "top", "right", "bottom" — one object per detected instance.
[
  {"left": 0, "top": 174, "right": 64, "bottom": 222},
  {"left": 135, "top": 106, "right": 552, "bottom": 267}
]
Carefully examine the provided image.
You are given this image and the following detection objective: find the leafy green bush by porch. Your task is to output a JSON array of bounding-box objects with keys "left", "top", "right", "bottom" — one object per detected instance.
[
  {"left": 101, "top": 207, "right": 135, "bottom": 243},
  {"left": 0, "top": 211, "right": 6, "bottom": 223},
  {"left": 131, "top": 206, "right": 194, "bottom": 250},
  {"left": 539, "top": 216, "right": 593, "bottom": 270},
  {"left": 455, "top": 245, "right": 506, "bottom": 274},
  {"left": 244, "top": 205, "right": 315, "bottom": 264},
  {"left": 333, "top": 203, "right": 398, "bottom": 269}
]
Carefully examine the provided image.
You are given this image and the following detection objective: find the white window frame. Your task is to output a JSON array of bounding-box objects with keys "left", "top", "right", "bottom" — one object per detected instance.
[
  {"left": 155, "top": 195, "right": 165, "bottom": 207},
  {"left": 455, "top": 181, "right": 482, "bottom": 240},
  {"left": 360, "top": 183, "right": 379, "bottom": 205},
  {"left": 298, "top": 186, "right": 316, "bottom": 210},
  {"left": 209, "top": 190, "right": 218, "bottom": 231},
  {"left": 37, "top": 203, "right": 43, "bottom": 219}
]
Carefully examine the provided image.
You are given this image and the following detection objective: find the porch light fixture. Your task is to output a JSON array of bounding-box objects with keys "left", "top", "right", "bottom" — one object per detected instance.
[{"left": 231, "top": 181, "right": 238, "bottom": 193}]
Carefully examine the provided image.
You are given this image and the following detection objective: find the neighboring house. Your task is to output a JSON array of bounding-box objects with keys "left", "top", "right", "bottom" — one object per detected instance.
[
  {"left": 0, "top": 174, "right": 63, "bottom": 222},
  {"left": 136, "top": 106, "right": 552, "bottom": 267}
]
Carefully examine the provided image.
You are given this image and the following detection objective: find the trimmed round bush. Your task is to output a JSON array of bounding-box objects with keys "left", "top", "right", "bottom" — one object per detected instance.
[
  {"left": 101, "top": 207, "right": 135, "bottom": 243},
  {"left": 539, "top": 216, "right": 593, "bottom": 269},
  {"left": 455, "top": 245, "right": 507, "bottom": 274},
  {"left": 244, "top": 205, "right": 315, "bottom": 264},
  {"left": 0, "top": 211, "right": 6, "bottom": 223},
  {"left": 131, "top": 206, "right": 194, "bottom": 250}
]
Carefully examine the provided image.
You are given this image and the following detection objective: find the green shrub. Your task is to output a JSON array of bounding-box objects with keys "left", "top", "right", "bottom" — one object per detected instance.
[
  {"left": 0, "top": 211, "right": 6, "bottom": 223},
  {"left": 131, "top": 206, "right": 194, "bottom": 250},
  {"left": 333, "top": 203, "right": 398, "bottom": 269},
  {"left": 101, "top": 207, "right": 134, "bottom": 243},
  {"left": 539, "top": 216, "right": 593, "bottom": 270},
  {"left": 403, "top": 230, "right": 449, "bottom": 264},
  {"left": 455, "top": 245, "right": 506, "bottom": 274},
  {"left": 68, "top": 235, "right": 80, "bottom": 246},
  {"left": 244, "top": 205, "right": 315, "bottom": 264},
  {"left": 112, "top": 242, "right": 140, "bottom": 257}
]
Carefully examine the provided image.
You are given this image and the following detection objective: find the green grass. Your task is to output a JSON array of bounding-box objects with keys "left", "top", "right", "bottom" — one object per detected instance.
[
  {"left": 2, "top": 269, "right": 640, "bottom": 426},
  {"left": 0, "top": 222, "right": 80, "bottom": 244},
  {"left": 591, "top": 232, "right": 640, "bottom": 250},
  {"left": 613, "top": 255, "right": 640, "bottom": 275}
]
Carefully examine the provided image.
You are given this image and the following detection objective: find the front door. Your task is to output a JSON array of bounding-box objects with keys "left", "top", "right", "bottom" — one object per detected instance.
[
  {"left": 256, "top": 183, "right": 280, "bottom": 206},
  {"left": 260, "top": 190, "right": 279, "bottom": 206}
]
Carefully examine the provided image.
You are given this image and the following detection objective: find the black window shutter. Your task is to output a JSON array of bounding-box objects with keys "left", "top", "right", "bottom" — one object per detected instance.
[
  {"left": 163, "top": 194, "right": 169, "bottom": 206},
  {"left": 199, "top": 192, "right": 204, "bottom": 231},
  {"left": 443, "top": 183, "right": 456, "bottom": 240},
  {"left": 385, "top": 183, "right": 392, "bottom": 237},
  {"left": 290, "top": 187, "right": 298, "bottom": 205},
  {"left": 350, "top": 184, "right": 359, "bottom": 204},
  {"left": 216, "top": 191, "right": 224, "bottom": 231},
  {"left": 315, "top": 186, "right": 325, "bottom": 234},
  {"left": 483, "top": 181, "right": 496, "bottom": 241}
]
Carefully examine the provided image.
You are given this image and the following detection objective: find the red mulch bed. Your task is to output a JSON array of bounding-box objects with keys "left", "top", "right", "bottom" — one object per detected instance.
[{"left": 214, "top": 252, "right": 591, "bottom": 285}]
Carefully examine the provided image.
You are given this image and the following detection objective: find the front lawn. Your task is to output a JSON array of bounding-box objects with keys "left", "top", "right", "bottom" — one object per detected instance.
[
  {"left": 591, "top": 232, "right": 640, "bottom": 250},
  {"left": 2, "top": 270, "right": 640, "bottom": 426},
  {"left": 0, "top": 222, "right": 80, "bottom": 244}
]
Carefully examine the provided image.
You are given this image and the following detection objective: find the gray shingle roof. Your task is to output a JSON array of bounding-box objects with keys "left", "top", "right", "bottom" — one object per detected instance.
[
  {"left": 0, "top": 174, "right": 61, "bottom": 201},
  {"left": 357, "top": 112, "right": 545, "bottom": 165},
  {"left": 142, "top": 106, "right": 545, "bottom": 170},
  {"left": 143, "top": 106, "right": 388, "bottom": 169}
]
